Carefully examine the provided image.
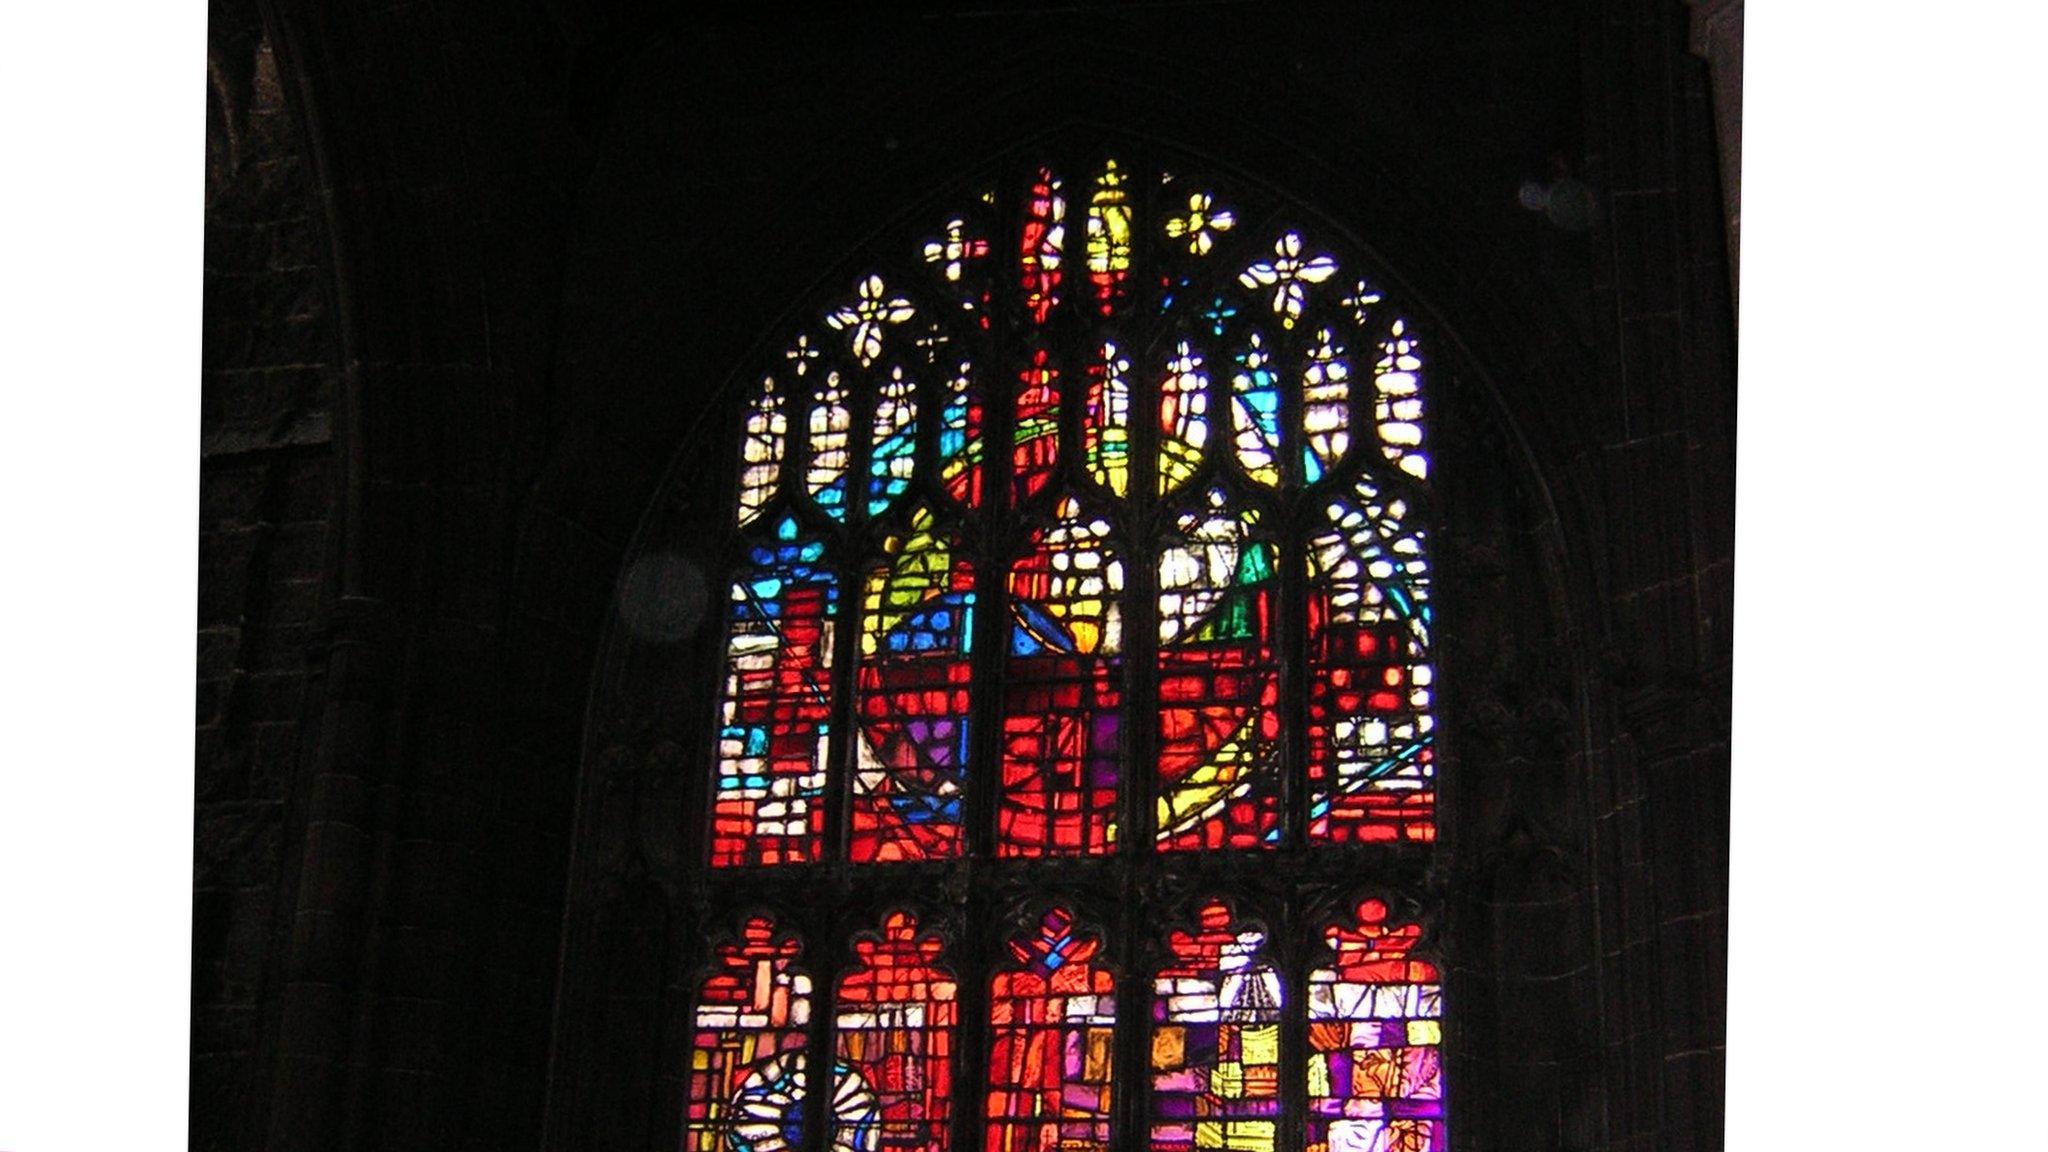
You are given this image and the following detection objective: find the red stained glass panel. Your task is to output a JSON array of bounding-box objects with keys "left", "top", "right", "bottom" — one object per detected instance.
[
  {"left": 683, "top": 917, "right": 813, "bottom": 1152},
  {"left": 983, "top": 908, "right": 1117, "bottom": 1152},
  {"left": 834, "top": 912, "right": 959, "bottom": 1152},
  {"left": 998, "top": 499, "right": 1123, "bottom": 856},
  {"left": 851, "top": 511, "right": 976, "bottom": 863}
]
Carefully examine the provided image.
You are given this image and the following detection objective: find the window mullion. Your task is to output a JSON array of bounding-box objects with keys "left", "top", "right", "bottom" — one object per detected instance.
[
  {"left": 951, "top": 887, "right": 992, "bottom": 1152},
  {"left": 799, "top": 916, "right": 844, "bottom": 1152},
  {"left": 1278, "top": 900, "right": 1310, "bottom": 1152}
]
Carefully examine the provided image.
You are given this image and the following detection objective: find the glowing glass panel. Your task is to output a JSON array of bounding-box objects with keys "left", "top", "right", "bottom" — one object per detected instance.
[
  {"left": 710, "top": 518, "right": 835, "bottom": 867},
  {"left": 808, "top": 371, "right": 852, "bottom": 521},
  {"left": 1149, "top": 901, "right": 1283, "bottom": 1152},
  {"left": 1237, "top": 232, "right": 1337, "bottom": 330},
  {"left": 868, "top": 367, "right": 919, "bottom": 517},
  {"left": 999, "top": 497, "right": 1123, "bottom": 856},
  {"left": 1158, "top": 340, "right": 1209, "bottom": 496},
  {"left": 1307, "top": 901, "right": 1444, "bottom": 1152},
  {"left": 1230, "top": 334, "right": 1282, "bottom": 488},
  {"left": 737, "top": 373, "right": 787, "bottom": 527},
  {"left": 1083, "top": 341, "right": 1131, "bottom": 497},
  {"left": 1164, "top": 192, "right": 1236, "bottom": 256},
  {"left": 1301, "top": 328, "right": 1351, "bottom": 484},
  {"left": 1373, "top": 320, "right": 1428, "bottom": 480},
  {"left": 1020, "top": 169, "right": 1066, "bottom": 325},
  {"left": 834, "top": 912, "right": 959, "bottom": 1152},
  {"left": 1085, "top": 159, "right": 1133, "bottom": 314},
  {"left": 684, "top": 916, "right": 813, "bottom": 1152},
  {"left": 1156, "top": 490, "right": 1281, "bottom": 851},
  {"left": 983, "top": 908, "right": 1117, "bottom": 1152},
  {"left": 1306, "top": 477, "right": 1435, "bottom": 844},
  {"left": 1012, "top": 350, "right": 1061, "bottom": 506},
  {"left": 939, "top": 361, "right": 986, "bottom": 509},
  {"left": 851, "top": 509, "right": 975, "bottom": 863},
  {"left": 828, "top": 274, "right": 917, "bottom": 368}
]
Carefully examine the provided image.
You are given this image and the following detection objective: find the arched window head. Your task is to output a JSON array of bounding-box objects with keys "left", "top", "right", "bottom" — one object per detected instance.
[{"left": 709, "top": 156, "right": 1435, "bottom": 865}]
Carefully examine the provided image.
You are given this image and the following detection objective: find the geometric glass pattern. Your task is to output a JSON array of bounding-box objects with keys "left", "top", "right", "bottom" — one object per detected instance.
[
  {"left": 999, "top": 497, "right": 1124, "bottom": 856},
  {"left": 1305, "top": 478, "right": 1435, "bottom": 844},
  {"left": 707, "top": 158, "right": 1434, "bottom": 865},
  {"left": 1013, "top": 349, "right": 1062, "bottom": 506},
  {"left": 709, "top": 517, "right": 836, "bottom": 867},
  {"left": 851, "top": 508, "right": 975, "bottom": 862},
  {"left": 692, "top": 151, "right": 1449, "bottom": 1152},
  {"left": 1156, "top": 489, "right": 1282, "bottom": 851}
]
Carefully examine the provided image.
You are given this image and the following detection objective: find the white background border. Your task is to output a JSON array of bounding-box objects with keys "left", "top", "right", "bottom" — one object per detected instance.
[{"left": 4, "top": 3, "right": 2045, "bottom": 1148}]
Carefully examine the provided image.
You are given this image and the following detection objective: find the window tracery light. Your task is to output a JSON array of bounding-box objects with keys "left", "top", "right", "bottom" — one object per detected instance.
[
  {"left": 999, "top": 496, "right": 1125, "bottom": 857},
  {"left": 684, "top": 916, "right": 814, "bottom": 1152},
  {"left": 1307, "top": 900, "right": 1445, "bottom": 1152}
]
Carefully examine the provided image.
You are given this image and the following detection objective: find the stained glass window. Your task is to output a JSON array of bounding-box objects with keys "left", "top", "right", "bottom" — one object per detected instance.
[
  {"left": 1156, "top": 489, "right": 1282, "bottom": 851},
  {"left": 1306, "top": 478, "right": 1435, "bottom": 845},
  {"left": 1157, "top": 340, "right": 1209, "bottom": 495},
  {"left": 691, "top": 153, "right": 1451, "bottom": 1150},
  {"left": 1012, "top": 350, "right": 1062, "bottom": 506},
  {"left": 938, "top": 361, "right": 986, "bottom": 509},
  {"left": 983, "top": 907, "right": 1117, "bottom": 1152},
  {"left": 835, "top": 912, "right": 959, "bottom": 1152},
  {"left": 1307, "top": 901, "right": 1444, "bottom": 1152},
  {"left": 868, "top": 367, "right": 919, "bottom": 517},
  {"left": 808, "top": 371, "right": 853, "bottom": 521},
  {"left": 1150, "top": 900, "right": 1284, "bottom": 1152}
]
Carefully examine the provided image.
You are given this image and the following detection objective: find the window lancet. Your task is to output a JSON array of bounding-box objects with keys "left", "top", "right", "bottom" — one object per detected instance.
[
  {"left": 1307, "top": 901, "right": 1445, "bottom": 1152},
  {"left": 1150, "top": 900, "right": 1284, "bottom": 1152},
  {"left": 983, "top": 907, "right": 1118, "bottom": 1152},
  {"left": 710, "top": 520, "right": 836, "bottom": 867},
  {"left": 683, "top": 917, "right": 814, "bottom": 1152},
  {"left": 1155, "top": 489, "right": 1282, "bottom": 851},
  {"left": 851, "top": 509, "right": 976, "bottom": 862},
  {"left": 834, "top": 912, "right": 959, "bottom": 1152},
  {"left": 1000, "top": 497, "right": 1125, "bottom": 856}
]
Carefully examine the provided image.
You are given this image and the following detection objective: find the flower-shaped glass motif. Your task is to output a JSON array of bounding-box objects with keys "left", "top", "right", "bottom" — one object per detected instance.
[
  {"left": 1341, "top": 279, "right": 1384, "bottom": 327},
  {"left": 1164, "top": 192, "right": 1237, "bottom": 256},
  {"left": 784, "top": 332, "right": 821, "bottom": 376},
  {"left": 826, "top": 275, "right": 917, "bottom": 367},
  {"left": 1237, "top": 232, "right": 1338, "bottom": 329},
  {"left": 922, "top": 218, "right": 990, "bottom": 283}
]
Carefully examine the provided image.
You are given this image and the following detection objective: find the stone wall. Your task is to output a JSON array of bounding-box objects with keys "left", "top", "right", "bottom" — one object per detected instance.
[{"left": 194, "top": 2, "right": 340, "bottom": 1145}]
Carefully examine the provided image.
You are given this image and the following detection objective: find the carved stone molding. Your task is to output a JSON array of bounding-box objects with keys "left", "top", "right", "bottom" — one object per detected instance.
[{"left": 1689, "top": 0, "right": 1744, "bottom": 314}]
